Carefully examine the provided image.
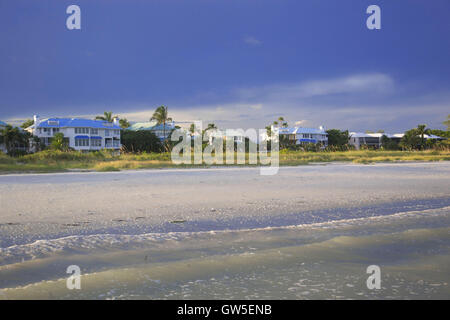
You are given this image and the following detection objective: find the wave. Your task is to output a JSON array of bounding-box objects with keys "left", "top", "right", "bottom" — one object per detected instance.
[{"left": 1, "top": 205, "right": 449, "bottom": 267}]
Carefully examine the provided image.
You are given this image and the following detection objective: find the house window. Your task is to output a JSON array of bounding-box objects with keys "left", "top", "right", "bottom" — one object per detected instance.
[
  {"left": 91, "top": 128, "right": 98, "bottom": 135},
  {"left": 90, "top": 139, "right": 102, "bottom": 147},
  {"left": 75, "top": 128, "right": 89, "bottom": 134},
  {"left": 75, "top": 138, "right": 89, "bottom": 147}
]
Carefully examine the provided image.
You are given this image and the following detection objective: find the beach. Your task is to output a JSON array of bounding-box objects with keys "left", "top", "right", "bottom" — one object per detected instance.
[{"left": 0, "top": 162, "right": 449, "bottom": 299}]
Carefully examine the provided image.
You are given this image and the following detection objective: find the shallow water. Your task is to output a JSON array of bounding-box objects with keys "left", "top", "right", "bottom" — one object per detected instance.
[{"left": 1, "top": 203, "right": 449, "bottom": 299}]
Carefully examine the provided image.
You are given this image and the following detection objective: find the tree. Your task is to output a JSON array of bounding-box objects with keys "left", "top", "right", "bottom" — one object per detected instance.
[
  {"left": 326, "top": 129, "right": 349, "bottom": 147},
  {"left": 428, "top": 129, "right": 450, "bottom": 139},
  {"left": 189, "top": 123, "right": 202, "bottom": 136},
  {"left": 381, "top": 135, "right": 399, "bottom": 150},
  {"left": 400, "top": 128, "right": 421, "bottom": 150},
  {"left": 31, "top": 136, "right": 43, "bottom": 152},
  {"left": 416, "top": 124, "right": 430, "bottom": 150},
  {"left": 50, "top": 133, "right": 69, "bottom": 151},
  {"left": 95, "top": 111, "right": 117, "bottom": 122},
  {"left": 443, "top": 115, "right": 450, "bottom": 130},
  {"left": 189, "top": 123, "right": 196, "bottom": 134},
  {"left": 119, "top": 118, "right": 130, "bottom": 129},
  {"left": 150, "top": 105, "right": 172, "bottom": 142},
  {"left": 0, "top": 125, "right": 29, "bottom": 155},
  {"left": 121, "top": 130, "right": 162, "bottom": 153},
  {"left": 278, "top": 117, "right": 288, "bottom": 128},
  {"left": 21, "top": 119, "right": 34, "bottom": 129},
  {"left": 205, "top": 123, "right": 217, "bottom": 131}
]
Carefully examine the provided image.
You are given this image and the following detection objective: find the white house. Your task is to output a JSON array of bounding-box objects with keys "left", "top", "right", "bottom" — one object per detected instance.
[
  {"left": 348, "top": 132, "right": 445, "bottom": 149},
  {"left": 26, "top": 115, "right": 121, "bottom": 152},
  {"left": 205, "top": 128, "right": 260, "bottom": 145},
  {"left": 348, "top": 132, "right": 384, "bottom": 149},
  {"left": 127, "top": 121, "right": 176, "bottom": 140},
  {"left": 265, "top": 125, "right": 328, "bottom": 146}
]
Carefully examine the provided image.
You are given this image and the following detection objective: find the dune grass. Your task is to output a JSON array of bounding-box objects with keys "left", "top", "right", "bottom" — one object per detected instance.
[{"left": 0, "top": 149, "right": 449, "bottom": 174}]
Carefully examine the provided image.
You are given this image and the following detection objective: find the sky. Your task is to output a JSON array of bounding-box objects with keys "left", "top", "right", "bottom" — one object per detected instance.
[{"left": 0, "top": 0, "right": 449, "bottom": 132}]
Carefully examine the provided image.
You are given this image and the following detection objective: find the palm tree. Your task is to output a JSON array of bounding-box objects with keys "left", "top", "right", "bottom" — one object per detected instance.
[
  {"left": 95, "top": 111, "right": 117, "bottom": 122},
  {"left": 444, "top": 115, "right": 450, "bottom": 130},
  {"left": 265, "top": 125, "right": 272, "bottom": 137},
  {"left": 189, "top": 123, "right": 201, "bottom": 136},
  {"left": 277, "top": 117, "right": 288, "bottom": 128},
  {"left": 189, "top": 123, "right": 196, "bottom": 134},
  {"left": 205, "top": 123, "right": 217, "bottom": 131},
  {"left": 119, "top": 118, "right": 130, "bottom": 129},
  {"left": 416, "top": 124, "right": 430, "bottom": 150},
  {"left": 0, "top": 125, "right": 27, "bottom": 154},
  {"left": 150, "top": 105, "right": 172, "bottom": 142},
  {"left": 20, "top": 119, "right": 34, "bottom": 129}
]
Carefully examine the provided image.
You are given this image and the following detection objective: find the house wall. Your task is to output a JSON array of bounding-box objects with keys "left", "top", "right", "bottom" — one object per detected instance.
[{"left": 32, "top": 126, "right": 121, "bottom": 151}]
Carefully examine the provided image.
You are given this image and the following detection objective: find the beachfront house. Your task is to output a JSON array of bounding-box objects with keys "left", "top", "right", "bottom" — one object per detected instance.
[
  {"left": 204, "top": 128, "right": 254, "bottom": 146},
  {"left": 266, "top": 125, "right": 328, "bottom": 146},
  {"left": 25, "top": 115, "right": 121, "bottom": 152},
  {"left": 348, "top": 132, "right": 445, "bottom": 149},
  {"left": 348, "top": 132, "right": 385, "bottom": 149},
  {"left": 127, "top": 121, "right": 176, "bottom": 140}
]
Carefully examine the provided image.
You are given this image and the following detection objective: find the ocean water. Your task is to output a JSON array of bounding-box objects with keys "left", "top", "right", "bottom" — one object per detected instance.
[{"left": 0, "top": 203, "right": 449, "bottom": 299}]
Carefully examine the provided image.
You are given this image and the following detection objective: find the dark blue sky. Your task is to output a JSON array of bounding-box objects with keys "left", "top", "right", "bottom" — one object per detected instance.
[{"left": 1, "top": 0, "right": 449, "bottom": 131}]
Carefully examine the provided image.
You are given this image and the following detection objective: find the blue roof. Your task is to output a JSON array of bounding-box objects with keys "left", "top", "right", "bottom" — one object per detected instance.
[
  {"left": 36, "top": 118, "right": 121, "bottom": 129},
  {"left": 278, "top": 127, "right": 327, "bottom": 135},
  {"left": 90, "top": 136, "right": 102, "bottom": 139},
  {"left": 75, "top": 135, "right": 90, "bottom": 139},
  {"left": 0, "top": 120, "right": 7, "bottom": 126}
]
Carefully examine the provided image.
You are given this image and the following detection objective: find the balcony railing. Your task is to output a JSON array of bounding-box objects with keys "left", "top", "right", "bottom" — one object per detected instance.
[{"left": 105, "top": 142, "right": 121, "bottom": 148}]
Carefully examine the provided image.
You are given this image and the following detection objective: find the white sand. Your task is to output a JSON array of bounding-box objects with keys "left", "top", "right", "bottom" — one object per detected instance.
[{"left": 0, "top": 162, "right": 449, "bottom": 246}]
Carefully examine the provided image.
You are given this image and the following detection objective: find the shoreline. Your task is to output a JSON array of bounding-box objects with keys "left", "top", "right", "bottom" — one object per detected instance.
[
  {"left": 1, "top": 162, "right": 449, "bottom": 299},
  {"left": 1, "top": 162, "right": 449, "bottom": 247},
  {"left": 1, "top": 196, "right": 449, "bottom": 248}
]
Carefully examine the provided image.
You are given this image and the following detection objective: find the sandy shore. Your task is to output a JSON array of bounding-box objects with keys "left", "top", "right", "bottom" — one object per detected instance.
[
  {"left": 0, "top": 162, "right": 449, "bottom": 299},
  {"left": 0, "top": 162, "right": 449, "bottom": 247}
]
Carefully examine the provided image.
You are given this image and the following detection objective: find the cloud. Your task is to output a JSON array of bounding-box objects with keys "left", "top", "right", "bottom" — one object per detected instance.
[
  {"left": 235, "top": 73, "right": 394, "bottom": 101},
  {"left": 243, "top": 36, "right": 262, "bottom": 46},
  {"left": 295, "top": 120, "right": 311, "bottom": 126},
  {"left": 6, "top": 73, "right": 448, "bottom": 132}
]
